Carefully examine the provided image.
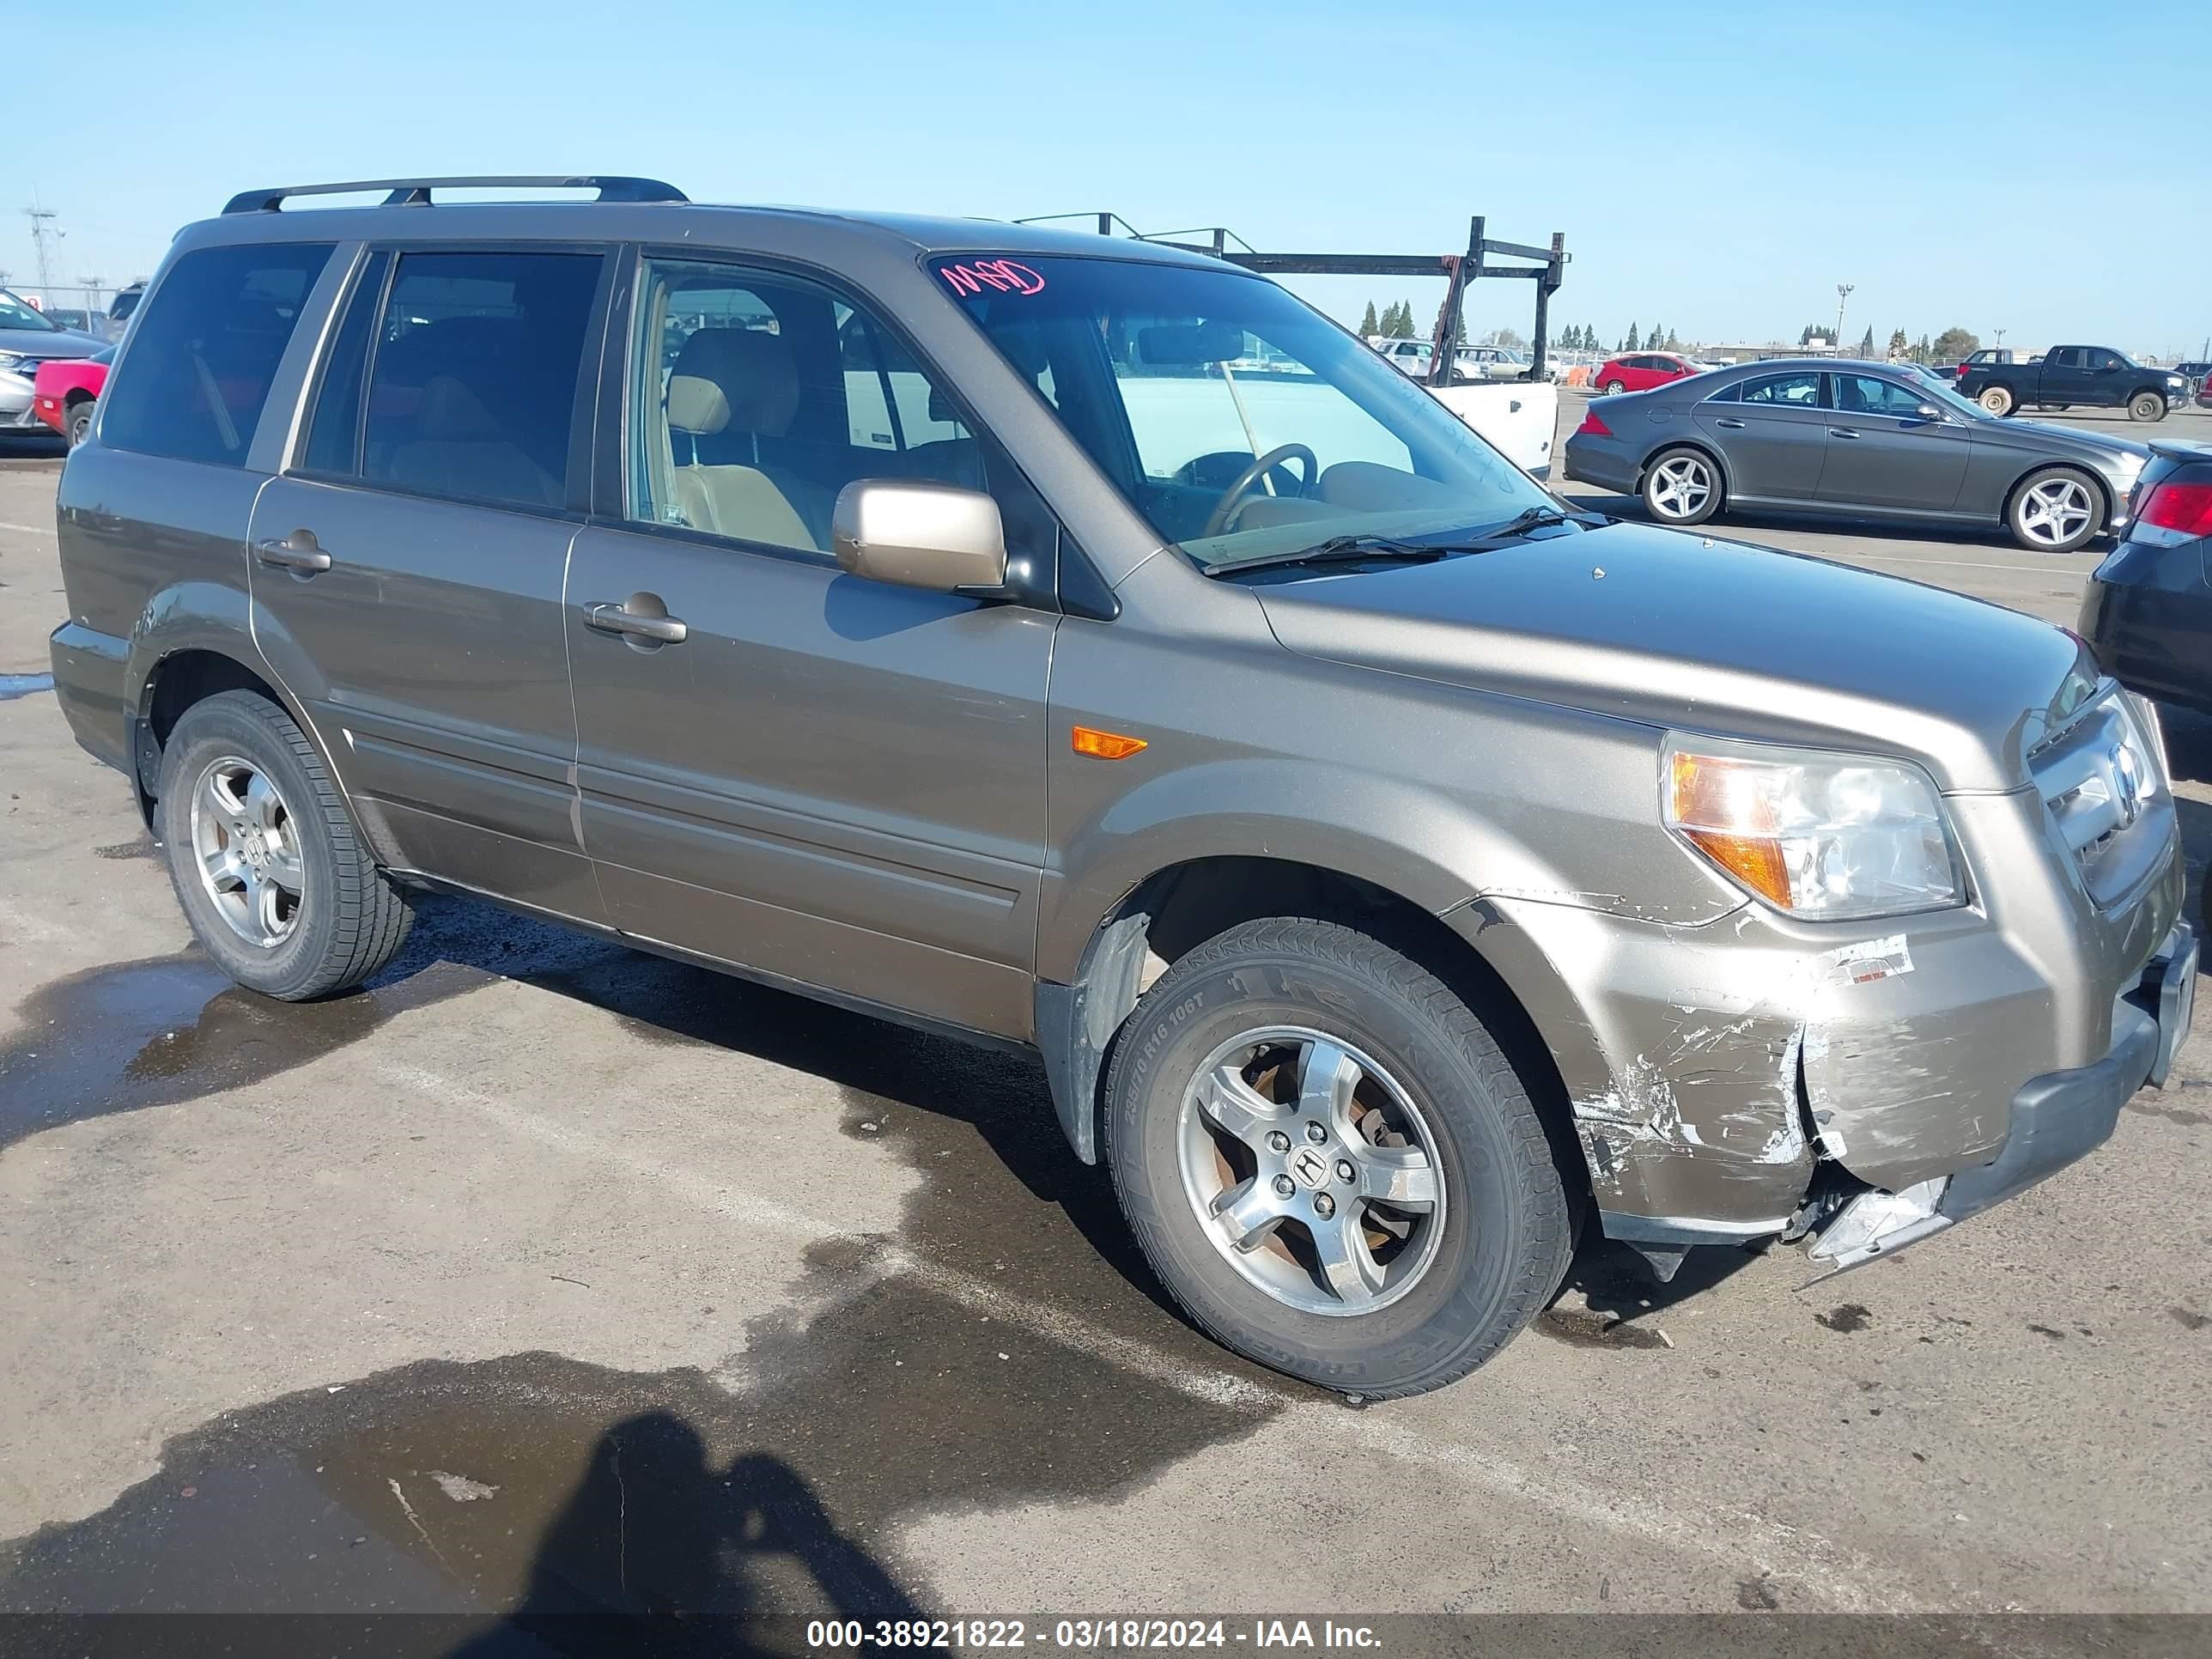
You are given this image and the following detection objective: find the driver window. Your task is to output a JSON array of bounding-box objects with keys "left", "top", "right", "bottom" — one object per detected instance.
[{"left": 1839, "top": 375, "right": 1927, "bottom": 417}]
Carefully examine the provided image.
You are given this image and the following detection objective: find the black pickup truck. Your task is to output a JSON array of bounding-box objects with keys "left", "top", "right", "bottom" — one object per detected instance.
[{"left": 1958, "top": 344, "right": 2185, "bottom": 422}]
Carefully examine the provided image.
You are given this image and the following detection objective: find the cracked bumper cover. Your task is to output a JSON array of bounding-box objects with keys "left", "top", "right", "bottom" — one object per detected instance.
[{"left": 1445, "top": 878, "right": 2190, "bottom": 1250}]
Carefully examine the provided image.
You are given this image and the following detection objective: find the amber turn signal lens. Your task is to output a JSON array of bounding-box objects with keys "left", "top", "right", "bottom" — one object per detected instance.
[
  {"left": 1680, "top": 829, "right": 1791, "bottom": 908},
  {"left": 1072, "top": 726, "right": 1147, "bottom": 761}
]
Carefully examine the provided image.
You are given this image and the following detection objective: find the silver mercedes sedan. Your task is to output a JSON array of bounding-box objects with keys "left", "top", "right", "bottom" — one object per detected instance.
[{"left": 1562, "top": 356, "right": 2153, "bottom": 552}]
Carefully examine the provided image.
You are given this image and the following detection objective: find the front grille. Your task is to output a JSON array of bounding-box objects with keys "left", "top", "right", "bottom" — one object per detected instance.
[{"left": 2032, "top": 692, "right": 2167, "bottom": 910}]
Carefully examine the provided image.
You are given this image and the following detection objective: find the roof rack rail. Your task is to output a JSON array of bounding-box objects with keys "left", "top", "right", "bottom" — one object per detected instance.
[{"left": 221, "top": 176, "right": 689, "bottom": 216}]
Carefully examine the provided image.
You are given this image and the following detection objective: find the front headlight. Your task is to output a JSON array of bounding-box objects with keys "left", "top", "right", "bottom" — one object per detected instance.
[
  {"left": 1662, "top": 737, "right": 1964, "bottom": 920},
  {"left": 0, "top": 352, "right": 34, "bottom": 376}
]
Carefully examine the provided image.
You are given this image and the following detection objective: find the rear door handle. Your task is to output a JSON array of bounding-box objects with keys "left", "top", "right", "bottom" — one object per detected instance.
[
  {"left": 1713, "top": 417, "right": 1747, "bottom": 429},
  {"left": 1828, "top": 427, "right": 1862, "bottom": 440},
  {"left": 254, "top": 532, "right": 332, "bottom": 573},
  {"left": 585, "top": 601, "right": 688, "bottom": 645}
]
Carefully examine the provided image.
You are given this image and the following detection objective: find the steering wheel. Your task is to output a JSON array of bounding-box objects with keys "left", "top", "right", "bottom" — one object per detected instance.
[{"left": 1200, "top": 443, "right": 1319, "bottom": 538}]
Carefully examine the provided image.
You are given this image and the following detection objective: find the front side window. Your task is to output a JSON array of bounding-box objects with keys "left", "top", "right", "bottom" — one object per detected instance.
[
  {"left": 1737, "top": 371, "right": 1825, "bottom": 407},
  {"left": 341, "top": 249, "right": 602, "bottom": 509},
  {"left": 98, "top": 243, "right": 332, "bottom": 467},
  {"left": 627, "top": 258, "right": 981, "bottom": 555},
  {"left": 1837, "top": 374, "right": 1929, "bottom": 418},
  {"left": 934, "top": 255, "right": 1547, "bottom": 568}
]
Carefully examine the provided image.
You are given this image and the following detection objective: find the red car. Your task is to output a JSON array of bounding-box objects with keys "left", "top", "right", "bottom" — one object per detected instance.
[
  {"left": 1589, "top": 350, "right": 1703, "bottom": 395},
  {"left": 32, "top": 347, "right": 114, "bottom": 447}
]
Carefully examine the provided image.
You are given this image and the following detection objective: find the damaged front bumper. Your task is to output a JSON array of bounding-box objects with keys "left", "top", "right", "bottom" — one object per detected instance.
[
  {"left": 1446, "top": 816, "right": 2190, "bottom": 1280},
  {"left": 1807, "top": 922, "right": 2195, "bottom": 1275}
]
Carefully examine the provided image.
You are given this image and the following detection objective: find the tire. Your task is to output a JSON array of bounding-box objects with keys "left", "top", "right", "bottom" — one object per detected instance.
[
  {"left": 2051, "top": 404, "right": 2071, "bottom": 412},
  {"left": 1601, "top": 379, "right": 1627, "bottom": 396},
  {"left": 1103, "top": 917, "right": 1573, "bottom": 1397},
  {"left": 1640, "top": 445, "right": 1723, "bottom": 526},
  {"left": 65, "top": 399, "right": 93, "bottom": 447},
  {"left": 1978, "top": 386, "right": 2015, "bottom": 416},
  {"left": 2128, "top": 392, "right": 2166, "bottom": 422},
  {"left": 2007, "top": 465, "right": 2102, "bottom": 554},
  {"left": 156, "top": 690, "right": 411, "bottom": 1000}
]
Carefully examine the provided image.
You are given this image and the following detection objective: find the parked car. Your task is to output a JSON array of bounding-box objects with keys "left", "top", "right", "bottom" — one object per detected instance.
[
  {"left": 1590, "top": 351, "right": 1701, "bottom": 395},
  {"left": 1454, "top": 344, "right": 1544, "bottom": 382},
  {"left": 106, "top": 282, "right": 145, "bottom": 341},
  {"left": 2080, "top": 445, "right": 2212, "bottom": 719},
  {"left": 2172, "top": 362, "right": 2210, "bottom": 400},
  {"left": 1955, "top": 347, "right": 2024, "bottom": 380},
  {"left": 1958, "top": 344, "right": 2185, "bottom": 421},
  {"left": 50, "top": 177, "right": 2194, "bottom": 1396},
  {"left": 1369, "top": 336, "right": 1432, "bottom": 378},
  {"left": 1564, "top": 356, "right": 2151, "bottom": 552},
  {"left": 0, "top": 288, "right": 110, "bottom": 435},
  {"left": 31, "top": 346, "right": 114, "bottom": 446},
  {"left": 2078, "top": 443, "right": 2212, "bottom": 942}
]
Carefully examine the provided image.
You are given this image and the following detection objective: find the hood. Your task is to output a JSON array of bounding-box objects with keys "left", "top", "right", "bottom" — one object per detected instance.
[
  {"left": 1252, "top": 520, "right": 2090, "bottom": 792},
  {"left": 0, "top": 325, "right": 106, "bottom": 365}
]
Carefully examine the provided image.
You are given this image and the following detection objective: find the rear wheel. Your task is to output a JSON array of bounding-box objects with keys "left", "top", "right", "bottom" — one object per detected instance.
[
  {"left": 1601, "top": 379, "right": 1627, "bottom": 396},
  {"left": 64, "top": 398, "right": 93, "bottom": 447},
  {"left": 1641, "top": 445, "right": 1722, "bottom": 526},
  {"left": 2128, "top": 392, "right": 2166, "bottom": 422},
  {"left": 156, "top": 690, "right": 412, "bottom": 1000},
  {"left": 1103, "top": 918, "right": 1573, "bottom": 1397},
  {"left": 2008, "top": 465, "right": 2101, "bottom": 553},
  {"left": 1979, "top": 386, "right": 2015, "bottom": 416}
]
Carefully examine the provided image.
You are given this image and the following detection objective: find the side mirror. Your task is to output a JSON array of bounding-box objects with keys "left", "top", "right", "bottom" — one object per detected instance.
[
  {"left": 1916, "top": 404, "right": 1944, "bottom": 422},
  {"left": 833, "top": 480, "right": 1008, "bottom": 594}
]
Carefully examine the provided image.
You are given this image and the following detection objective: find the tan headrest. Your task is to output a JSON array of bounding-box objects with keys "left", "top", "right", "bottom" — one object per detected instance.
[
  {"left": 667, "top": 327, "right": 800, "bottom": 438},
  {"left": 413, "top": 374, "right": 501, "bottom": 441}
]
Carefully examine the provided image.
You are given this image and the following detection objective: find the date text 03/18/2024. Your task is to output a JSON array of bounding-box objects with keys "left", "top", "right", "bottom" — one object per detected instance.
[{"left": 805, "top": 1620, "right": 1383, "bottom": 1650}]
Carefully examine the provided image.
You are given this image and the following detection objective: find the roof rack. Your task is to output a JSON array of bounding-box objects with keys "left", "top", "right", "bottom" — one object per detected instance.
[
  {"left": 1018, "top": 211, "right": 1568, "bottom": 386},
  {"left": 221, "top": 176, "right": 689, "bottom": 216}
]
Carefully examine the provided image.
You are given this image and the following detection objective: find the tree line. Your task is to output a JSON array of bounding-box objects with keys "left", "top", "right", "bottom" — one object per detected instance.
[{"left": 1361, "top": 300, "right": 1985, "bottom": 365}]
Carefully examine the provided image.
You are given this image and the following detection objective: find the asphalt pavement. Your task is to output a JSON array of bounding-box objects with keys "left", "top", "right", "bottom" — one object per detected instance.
[{"left": 0, "top": 404, "right": 2207, "bottom": 1636}]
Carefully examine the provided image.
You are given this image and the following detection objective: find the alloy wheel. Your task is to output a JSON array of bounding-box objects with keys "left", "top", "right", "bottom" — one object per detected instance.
[
  {"left": 2016, "top": 477, "right": 2094, "bottom": 549},
  {"left": 1177, "top": 1026, "right": 1447, "bottom": 1316},
  {"left": 1647, "top": 454, "right": 1712, "bottom": 519},
  {"left": 189, "top": 754, "right": 306, "bottom": 947}
]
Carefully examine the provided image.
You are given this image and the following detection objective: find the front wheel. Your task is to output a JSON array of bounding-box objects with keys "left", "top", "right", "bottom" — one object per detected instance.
[
  {"left": 1641, "top": 445, "right": 1722, "bottom": 526},
  {"left": 1103, "top": 918, "right": 1573, "bottom": 1397},
  {"left": 2008, "top": 465, "right": 2101, "bottom": 553},
  {"left": 2128, "top": 392, "right": 2166, "bottom": 422},
  {"left": 156, "top": 690, "right": 413, "bottom": 1000},
  {"left": 1979, "top": 386, "right": 2015, "bottom": 416}
]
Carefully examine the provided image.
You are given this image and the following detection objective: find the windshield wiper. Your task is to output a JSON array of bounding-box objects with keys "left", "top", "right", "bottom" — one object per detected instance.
[
  {"left": 1199, "top": 535, "right": 1453, "bottom": 577},
  {"left": 1469, "top": 505, "right": 1598, "bottom": 539}
]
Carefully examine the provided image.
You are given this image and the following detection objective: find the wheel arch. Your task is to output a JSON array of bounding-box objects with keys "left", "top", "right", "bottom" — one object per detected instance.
[{"left": 1033, "top": 852, "right": 1581, "bottom": 1198}]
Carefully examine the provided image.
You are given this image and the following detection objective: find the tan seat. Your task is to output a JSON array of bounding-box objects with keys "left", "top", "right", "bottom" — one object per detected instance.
[
  {"left": 665, "top": 330, "right": 834, "bottom": 550},
  {"left": 386, "top": 374, "right": 561, "bottom": 506}
]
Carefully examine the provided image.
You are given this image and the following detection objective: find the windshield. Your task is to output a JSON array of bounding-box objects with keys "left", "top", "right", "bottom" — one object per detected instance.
[
  {"left": 933, "top": 255, "right": 1552, "bottom": 570},
  {"left": 0, "top": 290, "right": 60, "bottom": 333}
]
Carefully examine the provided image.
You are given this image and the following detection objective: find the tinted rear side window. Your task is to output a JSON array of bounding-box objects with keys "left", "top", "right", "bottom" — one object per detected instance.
[
  {"left": 356, "top": 250, "right": 602, "bottom": 509},
  {"left": 301, "top": 251, "right": 391, "bottom": 476},
  {"left": 99, "top": 243, "right": 333, "bottom": 466}
]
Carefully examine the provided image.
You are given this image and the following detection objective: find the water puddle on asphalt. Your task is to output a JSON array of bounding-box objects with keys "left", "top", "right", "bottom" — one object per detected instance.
[
  {"left": 0, "top": 672, "right": 56, "bottom": 702},
  {"left": 0, "top": 897, "right": 626, "bottom": 1151}
]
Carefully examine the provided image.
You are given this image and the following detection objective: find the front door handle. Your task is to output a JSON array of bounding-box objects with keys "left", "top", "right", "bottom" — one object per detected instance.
[
  {"left": 585, "top": 599, "right": 688, "bottom": 645},
  {"left": 1714, "top": 417, "right": 1747, "bottom": 429},
  {"left": 1828, "top": 427, "right": 1862, "bottom": 440},
  {"left": 254, "top": 532, "right": 332, "bottom": 573}
]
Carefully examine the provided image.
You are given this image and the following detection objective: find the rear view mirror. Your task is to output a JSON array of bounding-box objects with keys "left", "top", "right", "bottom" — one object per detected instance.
[
  {"left": 1138, "top": 320, "right": 1246, "bottom": 366},
  {"left": 833, "top": 480, "right": 1008, "bottom": 594}
]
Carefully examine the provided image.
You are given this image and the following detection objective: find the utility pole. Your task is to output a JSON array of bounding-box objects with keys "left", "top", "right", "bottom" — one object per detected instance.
[
  {"left": 79, "top": 274, "right": 106, "bottom": 313},
  {"left": 1834, "top": 283, "right": 1854, "bottom": 349},
  {"left": 1995, "top": 328, "right": 2007, "bottom": 347},
  {"left": 24, "top": 195, "right": 63, "bottom": 294}
]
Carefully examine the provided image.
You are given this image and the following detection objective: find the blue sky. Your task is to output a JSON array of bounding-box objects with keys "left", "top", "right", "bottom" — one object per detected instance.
[{"left": 19, "top": 0, "right": 2211, "bottom": 355}]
